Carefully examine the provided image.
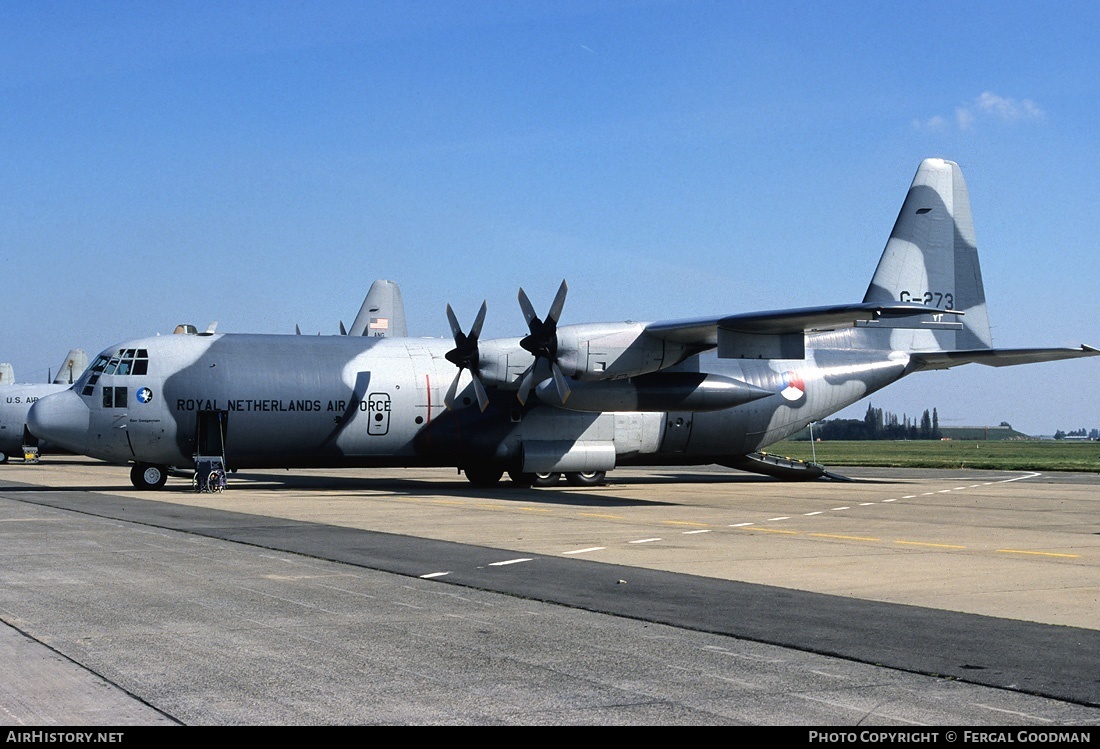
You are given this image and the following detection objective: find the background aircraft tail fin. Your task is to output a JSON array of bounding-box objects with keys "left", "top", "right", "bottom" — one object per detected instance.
[
  {"left": 0, "top": 363, "right": 13, "bottom": 385},
  {"left": 861, "top": 158, "right": 992, "bottom": 352},
  {"left": 348, "top": 279, "right": 408, "bottom": 338},
  {"left": 52, "top": 349, "right": 88, "bottom": 385}
]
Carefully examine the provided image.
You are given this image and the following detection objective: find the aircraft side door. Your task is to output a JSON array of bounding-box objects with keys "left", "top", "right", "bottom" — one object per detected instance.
[
  {"left": 195, "top": 410, "right": 228, "bottom": 459},
  {"left": 91, "top": 384, "right": 137, "bottom": 461},
  {"left": 366, "top": 393, "right": 390, "bottom": 435}
]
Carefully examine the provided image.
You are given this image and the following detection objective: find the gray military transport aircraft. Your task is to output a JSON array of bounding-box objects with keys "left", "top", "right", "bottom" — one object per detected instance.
[
  {"left": 297, "top": 278, "right": 409, "bottom": 338},
  {"left": 27, "top": 159, "right": 1099, "bottom": 489},
  {"left": 1, "top": 349, "right": 88, "bottom": 463}
]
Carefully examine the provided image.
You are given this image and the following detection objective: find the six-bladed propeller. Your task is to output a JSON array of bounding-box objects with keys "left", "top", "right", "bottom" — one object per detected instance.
[
  {"left": 444, "top": 301, "right": 490, "bottom": 411},
  {"left": 442, "top": 280, "right": 573, "bottom": 410},
  {"left": 517, "top": 280, "right": 571, "bottom": 406}
]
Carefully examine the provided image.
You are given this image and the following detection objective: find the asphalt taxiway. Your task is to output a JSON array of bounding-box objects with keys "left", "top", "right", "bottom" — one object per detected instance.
[{"left": 1, "top": 458, "right": 1098, "bottom": 725}]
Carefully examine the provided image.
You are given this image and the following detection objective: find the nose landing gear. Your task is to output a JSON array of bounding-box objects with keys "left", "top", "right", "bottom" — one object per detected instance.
[{"left": 130, "top": 463, "right": 168, "bottom": 490}]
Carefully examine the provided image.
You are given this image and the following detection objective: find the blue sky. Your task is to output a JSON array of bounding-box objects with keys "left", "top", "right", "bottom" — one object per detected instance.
[{"left": 2, "top": 1, "right": 1097, "bottom": 435}]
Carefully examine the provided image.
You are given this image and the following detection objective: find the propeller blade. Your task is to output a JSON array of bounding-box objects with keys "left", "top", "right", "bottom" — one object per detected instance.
[
  {"left": 444, "top": 371, "right": 462, "bottom": 410},
  {"left": 446, "top": 304, "right": 463, "bottom": 340},
  {"left": 443, "top": 369, "right": 490, "bottom": 412},
  {"left": 517, "top": 288, "right": 538, "bottom": 326},
  {"left": 551, "top": 361, "right": 571, "bottom": 404},
  {"left": 470, "top": 301, "right": 487, "bottom": 340},
  {"left": 547, "top": 280, "right": 568, "bottom": 324},
  {"left": 444, "top": 301, "right": 490, "bottom": 410},
  {"left": 517, "top": 366, "right": 536, "bottom": 406},
  {"left": 515, "top": 281, "right": 570, "bottom": 405},
  {"left": 471, "top": 375, "right": 489, "bottom": 412}
]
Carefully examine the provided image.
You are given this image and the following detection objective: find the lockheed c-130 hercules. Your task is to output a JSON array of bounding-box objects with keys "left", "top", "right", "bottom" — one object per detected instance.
[
  {"left": 0, "top": 349, "right": 87, "bottom": 464},
  {"left": 28, "top": 159, "right": 1098, "bottom": 490}
]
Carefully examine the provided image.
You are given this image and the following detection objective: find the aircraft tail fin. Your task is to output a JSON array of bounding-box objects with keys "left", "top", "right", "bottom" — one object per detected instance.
[
  {"left": 861, "top": 158, "right": 992, "bottom": 352},
  {"left": 52, "top": 350, "right": 88, "bottom": 385},
  {"left": 0, "top": 363, "right": 13, "bottom": 385},
  {"left": 348, "top": 279, "right": 408, "bottom": 338}
]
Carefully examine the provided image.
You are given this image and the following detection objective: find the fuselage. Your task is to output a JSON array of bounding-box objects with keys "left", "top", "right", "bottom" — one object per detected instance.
[
  {"left": 28, "top": 330, "right": 909, "bottom": 474},
  {"left": 25, "top": 159, "right": 1098, "bottom": 484},
  {"left": 0, "top": 383, "right": 71, "bottom": 461}
]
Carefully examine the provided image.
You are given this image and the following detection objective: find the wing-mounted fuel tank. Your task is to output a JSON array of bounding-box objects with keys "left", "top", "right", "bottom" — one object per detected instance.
[{"left": 533, "top": 371, "right": 772, "bottom": 412}]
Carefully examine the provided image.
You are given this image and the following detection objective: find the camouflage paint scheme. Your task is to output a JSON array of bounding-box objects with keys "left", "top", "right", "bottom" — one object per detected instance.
[{"left": 27, "top": 160, "right": 1098, "bottom": 488}]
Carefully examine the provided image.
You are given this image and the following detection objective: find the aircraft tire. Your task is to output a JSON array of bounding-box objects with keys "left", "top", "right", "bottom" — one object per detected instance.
[
  {"left": 130, "top": 463, "right": 168, "bottom": 490},
  {"left": 0, "top": 451, "right": 7, "bottom": 465},
  {"left": 506, "top": 471, "right": 562, "bottom": 487},
  {"left": 533, "top": 472, "right": 561, "bottom": 486},
  {"left": 565, "top": 470, "right": 606, "bottom": 487},
  {"left": 464, "top": 465, "right": 503, "bottom": 487}
]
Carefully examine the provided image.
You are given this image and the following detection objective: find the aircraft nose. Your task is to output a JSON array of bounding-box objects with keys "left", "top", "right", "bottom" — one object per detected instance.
[{"left": 28, "top": 389, "right": 90, "bottom": 454}]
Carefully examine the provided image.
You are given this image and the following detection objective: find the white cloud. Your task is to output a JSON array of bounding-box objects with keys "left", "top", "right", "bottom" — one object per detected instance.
[
  {"left": 974, "top": 91, "right": 1044, "bottom": 121},
  {"left": 915, "top": 91, "right": 1045, "bottom": 132},
  {"left": 955, "top": 106, "right": 975, "bottom": 131},
  {"left": 912, "top": 114, "right": 949, "bottom": 132}
]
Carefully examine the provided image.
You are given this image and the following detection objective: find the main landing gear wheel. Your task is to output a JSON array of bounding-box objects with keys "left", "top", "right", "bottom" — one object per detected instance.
[
  {"left": 464, "top": 465, "right": 504, "bottom": 487},
  {"left": 565, "top": 471, "right": 606, "bottom": 487},
  {"left": 507, "top": 470, "right": 563, "bottom": 487},
  {"left": 506, "top": 470, "right": 563, "bottom": 487},
  {"left": 533, "top": 472, "right": 561, "bottom": 486},
  {"left": 130, "top": 463, "right": 168, "bottom": 490}
]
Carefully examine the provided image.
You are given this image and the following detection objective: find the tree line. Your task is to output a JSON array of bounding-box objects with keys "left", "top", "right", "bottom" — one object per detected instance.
[
  {"left": 1053, "top": 428, "right": 1100, "bottom": 440},
  {"left": 801, "top": 405, "right": 942, "bottom": 441}
]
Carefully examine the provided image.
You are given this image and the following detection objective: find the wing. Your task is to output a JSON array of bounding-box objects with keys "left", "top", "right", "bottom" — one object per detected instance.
[{"left": 645, "top": 302, "right": 960, "bottom": 359}]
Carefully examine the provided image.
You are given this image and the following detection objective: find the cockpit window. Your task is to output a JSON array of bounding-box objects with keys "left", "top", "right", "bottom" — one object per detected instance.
[{"left": 79, "top": 349, "right": 150, "bottom": 397}]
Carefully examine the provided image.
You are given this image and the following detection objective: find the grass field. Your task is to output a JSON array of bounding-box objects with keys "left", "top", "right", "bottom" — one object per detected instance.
[{"left": 763, "top": 439, "right": 1100, "bottom": 472}]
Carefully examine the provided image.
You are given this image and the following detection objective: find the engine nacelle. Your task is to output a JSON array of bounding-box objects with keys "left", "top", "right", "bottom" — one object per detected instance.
[
  {"left": 556, "top": 322, "right": 692, "bottom": 381},
  {"left": 476, "top": 323, "right": 697, "bottom": 390},
  {"left": 534, "top": 371, "right": 773, "bottom": 412}
]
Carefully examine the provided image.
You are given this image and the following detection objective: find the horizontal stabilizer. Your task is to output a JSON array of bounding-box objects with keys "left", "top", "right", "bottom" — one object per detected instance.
[{"left": 908, "top": 344, "right": 1099, "bottom": 371}]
